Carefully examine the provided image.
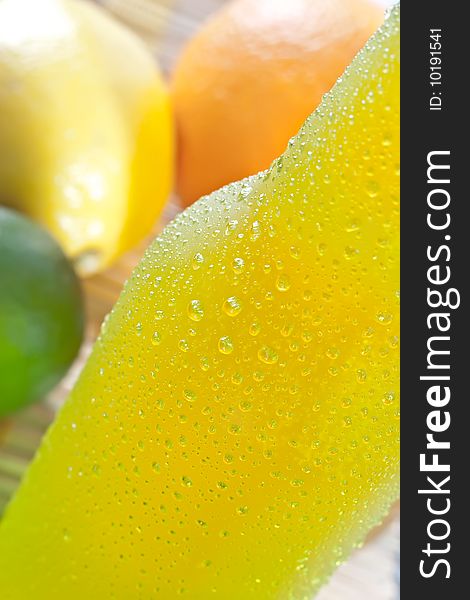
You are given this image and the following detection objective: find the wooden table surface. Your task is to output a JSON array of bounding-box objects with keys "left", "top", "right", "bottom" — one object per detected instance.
[{"left": 0, "top": 1, "right": 399, "bottom": 598}]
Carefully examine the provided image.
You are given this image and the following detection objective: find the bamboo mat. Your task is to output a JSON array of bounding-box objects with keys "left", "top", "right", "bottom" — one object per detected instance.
[{"left": 0, "top": 1, "right": 399, "bottom": 598}]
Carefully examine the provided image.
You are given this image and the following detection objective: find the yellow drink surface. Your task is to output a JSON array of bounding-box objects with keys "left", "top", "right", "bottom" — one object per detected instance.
[{"left": 0, "top": 7, "right": 400, "bottom": 599}]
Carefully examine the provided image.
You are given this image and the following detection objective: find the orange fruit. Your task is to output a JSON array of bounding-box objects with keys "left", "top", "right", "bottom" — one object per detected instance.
[{"left": 172, "top": 0, "right": 384, "bottom": 206}]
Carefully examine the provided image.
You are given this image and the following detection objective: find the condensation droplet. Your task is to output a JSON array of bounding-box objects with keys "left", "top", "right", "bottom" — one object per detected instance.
[
  {"left": 239, "top": 400, "right": 252, "bottom": 412},
  {"left": 188, "top": 299, "right": 204, "bottom": 322},
  {"left": 192, "top": 253, "right": 204, "bottom": 269},
  {"left": 344, "top": 246, "right": 359, "bottom": 260},
  {"left": 376, "top": 312, "right": 393, "bottom": 325},
  {"left": 184, "top": 389, "right": 197, "bottom": 403},
  {"left": 356, "top": 369, "right": 367, "bottom": 382},
  {"left": 223, "top": 296, "right": 242, "bottom": 317},
  {"left": 289, "top": 246, "right": 301, "bottom": 259},
  {"left": 218, "top": 336, "right": 234, "bottom": 355},
  {"left": 232, "top": 257, "right": 245, "bottom": 274},
  {"left": 326, "top": 347, "right": 340, "bottom": 360},
  {"left": 382, "top": 391, "right": 396, "bottom": 405},
  {"left": 250, "top": 221, "right": 261, "bottom": 241},
  {"left": 258, "top": 346, "right": 279, "bottom": 365},
  {"left": 276, "top": 274, "right": 291, "bottom": 292},
  {"left": 179, "top": 339, "right": 190, "bottom": 352},
  {"left": 225, "top": 220, "right": 238, "bottom": 236},
  {"left": 281, "top": 322, "right": 294, "bottom": 337},
  {"left": 366, "top": 180, "right": 380, "bottom": 198}
]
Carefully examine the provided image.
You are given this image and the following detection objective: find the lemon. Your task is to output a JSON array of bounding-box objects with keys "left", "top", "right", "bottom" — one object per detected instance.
[
  {"left": 0, "top": 0, "right": 173, "bottom": 275},
  {"left": 0, "top": 207, "right": 84, "bottom": 417}
]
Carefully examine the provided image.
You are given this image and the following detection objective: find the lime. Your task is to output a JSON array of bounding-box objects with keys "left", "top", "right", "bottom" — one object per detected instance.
[{"left": 0, "top": 207, "right": 84, "bottom": 417}]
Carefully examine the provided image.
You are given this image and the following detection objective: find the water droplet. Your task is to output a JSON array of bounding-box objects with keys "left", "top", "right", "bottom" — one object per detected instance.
[
  {"left": 192, "top": 252, "right": 204, "bottom": 269},
  {"left": 200, "top": 356, "right": 210, "bottom": 371},
  {"left": 151, "top": 331, "right": 161, "bottom": 346},
  {"left": 223, "top": 296, "right": 242, "bottom": 317},
  {"left": 344, "top": 246, "right": 359, "bottom": 260},
  {"left": 232, "top": 257, "right": 245, "bottom": 274},
  {"left": 326, "top": 347, "right": 340, "bottom": 360},
  {"left": 281, "top": 322, "right": 294, "bottom": 337},
  {"left": 218, "top": 336, "right": 234, "bottom": 354},
  {"left": 276, "top": 274, "right": 291, "bottom": 292},
  {"left": 184, "top": 389, "right": 197, "bottom": 403},
  {"left": 250, "top": 221, "right": 261, "bottom": 241},
  {"left": 225, "top": 220, "right": 239, "bottom": 235},
  {"left": 232, "top": 372, "right": 243, "bottom": 385},
  {"left": 237, "top": 506, "right": 249, "bottom": 515},
  {"left": 376, "top": 312, "right": 393, "bottom": 325},
  {"left": 181, "top": 476, "right": 192, "bottom": 487},
  {"left": 188, "top": 299, "right": 204, "bottom": 322},
  {"left": 356, "top": 369, "right": 367, "bottom": 383},
  {"left": 249, "top": 321, "right": 261, "bottom": 336},
  {"left": 179, "top": 339, "right": 190, "bottom": 352},
  {"left": 239, "top": 400, "right": 252, "bottom": 412},
  {"left": 382, "top": 391, "right": 396, "bottom": 405},
  {"left": 258, "top": 346, "right": 279, "bottom": 365},
  {"left": 289, "top": 246, "right": 301, "bottom": 259},
  {"left": 346, "top": 222, "right": 360, "bottom": 233},
  {"left": 366, "top": 180, "right": 380, "bottom": 198}
]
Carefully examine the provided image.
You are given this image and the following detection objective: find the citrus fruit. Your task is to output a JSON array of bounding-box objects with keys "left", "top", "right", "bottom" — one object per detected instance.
[
  {"left": 0, "top": 0, "right": 173, "bottom": 275},
  {"left": 173, "top": 0, "right": 383, "bottom": 205},
  {"left": 0, "top": 207, "right": 84, "bottom": 417}
]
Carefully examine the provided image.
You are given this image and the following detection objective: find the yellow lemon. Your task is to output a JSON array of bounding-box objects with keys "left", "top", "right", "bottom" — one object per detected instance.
[{"left": 0, "top": 0, "right": 173, "bottom": 275}]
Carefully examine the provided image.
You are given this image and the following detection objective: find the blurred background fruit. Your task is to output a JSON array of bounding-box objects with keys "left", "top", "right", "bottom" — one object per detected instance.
[
  {"left": 0, "top": 207, "right": 84, "bottom": 418},
  {"left": 0, "top": 0, "right": 173, "bottom": 276},
  {"left": 172, "top": 0, "right": 384, "bottom": 205}
]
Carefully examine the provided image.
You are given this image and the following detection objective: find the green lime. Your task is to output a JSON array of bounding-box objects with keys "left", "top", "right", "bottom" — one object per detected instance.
[{"left": 0, "top": 207, "right": 84, "bottom": 417}]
